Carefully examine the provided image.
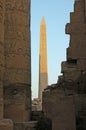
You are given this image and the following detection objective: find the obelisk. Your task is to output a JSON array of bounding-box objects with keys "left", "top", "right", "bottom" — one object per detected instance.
[{"left": 39, "top": 17, "right": 48, "bottom": 101}]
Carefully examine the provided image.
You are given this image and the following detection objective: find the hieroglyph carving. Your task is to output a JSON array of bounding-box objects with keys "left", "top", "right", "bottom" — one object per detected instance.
[
  {"left": 4, "top": 0, "right": 31, "bottom": 85},
  {"left": 5, "top": 0, "right": 29, "bottom": 12}
]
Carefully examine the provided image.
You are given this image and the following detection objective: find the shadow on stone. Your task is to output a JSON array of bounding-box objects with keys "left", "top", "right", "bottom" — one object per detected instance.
[{"left": 36, "top": 115, "right": 52, "bottom": 130}]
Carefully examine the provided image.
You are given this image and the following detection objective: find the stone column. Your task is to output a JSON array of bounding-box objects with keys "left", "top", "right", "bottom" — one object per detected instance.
[
  {"left": 0, "top": 1, "right": 13, "bottom": 130},
  {"left": 4, "top": 0, "right": 31, "bottom": 122}
]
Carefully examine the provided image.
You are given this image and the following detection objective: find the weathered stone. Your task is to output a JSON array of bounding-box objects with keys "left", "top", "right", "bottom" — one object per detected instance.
[
  {"left": 4, "top": 0, "right": 31, "bottom": 86},
  {"left": 14, "top": 121, "right": 37, "bottom": 130},
  {"left": 3, "top": 0, "right": 31, "bottom": 122},
  {"left": 0, "top": 83, "right": 3, "bottom": 119},
  {"left": 74, "top": 0, "right": 85, "bottom": 13},
  {"left": 0, "top": 0, "right": 5, "bottom": 120},
  {"left": 4, "top": 84, "right": 31, "bottom": 122},
  {"left": 73, "top": 94, "right": 86, "bottom": 130},
  {"left": 0, "top": 0, "right": 32, "bottom": 130},
  {"left": 43, "top": 0, "right": 86, "bottom": 130},
  {"left": 43, "top": 89, "right": 76, "bottom": 130},
  {"left": 32, "top": 98, "right": 42, "bottom": 111},
  {"left": 70, "top": 12, "right": 85, "bottom": 23},
  {"left": 0, "top": 119, "right": 13, "bottom": 130}
]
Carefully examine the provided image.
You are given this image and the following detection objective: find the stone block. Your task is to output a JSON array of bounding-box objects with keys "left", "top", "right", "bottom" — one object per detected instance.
[
  {"left": 4, "top": 68, "right": 30, "bottom": 85},
  {"left": 70, "top": 12, "right": 85, "bottom": 23},
  {"left": 0, "top": 119, "right": 13, "bottom": 130},
  {"left": 61, "top": 61, "right": 77, "bottom": 73},
  {"left": 4, "top": 104, "right": 29, "bottom": 122},
  {"left": 66, "top": 34, "right": 86, "bottom": 59},
  {"left": 70, "top": 35, "right": 86, "bottom": 46},
  {"left": 63, "top": 71, "right": 81, "bottom": 81},
  {"left": 43, "top": 91, "right": 76, "bottom": 130},
  {"left": 66, "top": 23, "right": 86, "bottom": 34},
  {"left": 67, "top": 46, "right": 86, "bottom": 59},
  {"left": 4, "top": 84, "right": 31, "bottom": 122},
  {"left": 74, "top": 0, "right": 85, "bottom": 12},
  {"left": 74, "top": 95, "right": 86, "bottom": 130},
  {"left": 14, "top": 121, "right": 37, "bottom": 130},
  {"left": 6, "top": 54, "right": 29, "bottom": 69},
  {"left": 77, "top": 59, "right": 86, "bottom": 70},
  {"left": 67, "top": 47, "right": 72, "bottom": 59}
]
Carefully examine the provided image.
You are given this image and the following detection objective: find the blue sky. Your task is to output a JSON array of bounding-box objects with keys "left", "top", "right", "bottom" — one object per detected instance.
[{"left": 31, "top": 0, "right": 74, "bottom": 98}]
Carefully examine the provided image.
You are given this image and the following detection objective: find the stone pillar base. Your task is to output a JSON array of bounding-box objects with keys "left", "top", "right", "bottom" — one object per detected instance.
[
  {"left": 0, "top": 119, "right": 13, "bottom": 130},
  {"left": 14, "top": 121, "right": 37, "bottom": 130}
]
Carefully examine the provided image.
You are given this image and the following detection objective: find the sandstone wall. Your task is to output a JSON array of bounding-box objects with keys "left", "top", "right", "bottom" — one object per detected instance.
[
  {"left": 43, "top": 0, "right": 86, "bottom": 130},
  {"left": 43, "top": 89, "right": 76, "bottom": 130}
]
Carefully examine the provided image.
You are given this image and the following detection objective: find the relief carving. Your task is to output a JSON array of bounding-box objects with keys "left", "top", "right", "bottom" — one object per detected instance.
[
  {"left": 0, "top": 12, "right": 3, "bottom": 23},
  {"left": 5, "top": 0, "right": 29, "bottom": 12},
  {"left": 15, "top": 0, "right": 28, "bottom": 12},
  {"left": 4, "top": 0, "right": 30, "bottom": 85},
  {"left": 5, "top": 40, "right": 16, "bottom": 54},
  {"left": 0, "top": 1, "right": 3, "bottom": 11},
  {"left": 5, "top": 12, "right": 16, "bottom": 26},
  {"left": 5, "top": 0, "right": 16, "bottom": 11}
]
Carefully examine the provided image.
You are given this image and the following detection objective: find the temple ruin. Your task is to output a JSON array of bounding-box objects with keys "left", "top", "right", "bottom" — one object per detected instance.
[
  {"left": 43, "top": 0, "right": 86, "bottom": 130},
  {"left": 0, "top": 0, "right": 86, "bottom": 130}
]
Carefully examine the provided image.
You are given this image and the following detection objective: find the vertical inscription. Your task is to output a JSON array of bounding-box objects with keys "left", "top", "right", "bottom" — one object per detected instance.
[
  {"left": 4, "top": 0, "right": 31, "bottom": 85},
  {"left": 0, "top": 1, "right": 3, "bottom": 22},
  {"left": 0, "top": 1, "right": 4, "bottom": 25},
  {"left": 15, "top": 0, "right": 28, "bottom": 12},
  {"left": 5, "top": 0, "right": 15, "bottom": 11},
  {"left": 5, "top": 0, "right": 28, "bottom": 12}
]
